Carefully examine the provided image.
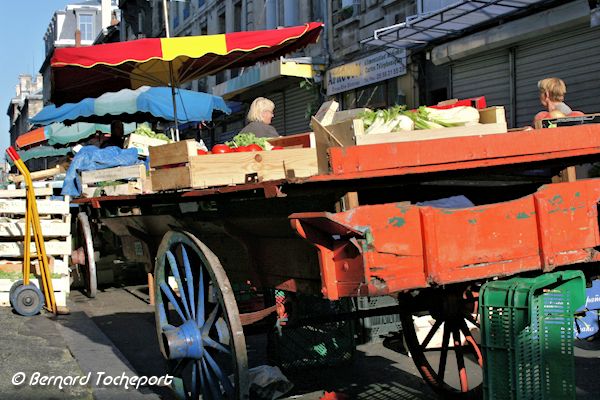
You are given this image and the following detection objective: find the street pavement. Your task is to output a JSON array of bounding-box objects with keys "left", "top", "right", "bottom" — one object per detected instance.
[{"left": 1, "top": 284, "right": 599, "bottom": 399}]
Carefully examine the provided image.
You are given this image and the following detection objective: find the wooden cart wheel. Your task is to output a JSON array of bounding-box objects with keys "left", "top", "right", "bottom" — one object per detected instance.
[
  {"left": 74, "top": 212, "right": 97, "bottom": 298},
  {"left": 399, "top": 286, "right": 483, "bottom": 399},
  {"left": 154, "top": 231, "right": 249, "bottom": 400}
]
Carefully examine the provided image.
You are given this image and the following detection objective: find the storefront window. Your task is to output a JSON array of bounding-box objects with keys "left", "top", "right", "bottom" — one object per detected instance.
[{"left": 341, "top": 79, "right": 398, "bottom": 110}]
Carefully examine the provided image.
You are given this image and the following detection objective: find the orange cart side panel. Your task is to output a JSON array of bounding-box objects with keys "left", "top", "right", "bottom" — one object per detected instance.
[
  {"left": 421, "top": 196, "right": 542, "bottom": 284},
  {"left": 291, "top": 179, "right": 600, "bottom": 299}
]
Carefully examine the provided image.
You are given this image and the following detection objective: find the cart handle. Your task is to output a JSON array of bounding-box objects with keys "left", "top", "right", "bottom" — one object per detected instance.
[{"left": 6, "top": 146, "right": 20, "bottom": 162}]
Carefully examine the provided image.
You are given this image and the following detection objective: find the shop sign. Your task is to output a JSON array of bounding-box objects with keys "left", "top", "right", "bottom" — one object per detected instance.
[{"left": 326, "top": 48, "right": 406, "bottom": 96}]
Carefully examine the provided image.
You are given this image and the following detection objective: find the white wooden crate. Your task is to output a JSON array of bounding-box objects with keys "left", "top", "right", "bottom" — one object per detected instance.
[
  {"left": 0, "top": 218, "right": 71, "bottom": 237},
  {"left": 0, "top": 189, "right": 72, "bottom": 309},
  {"left": 0, "top": 275, "right": 69, "bottom": 307},
  {"left": 0, "top": 237, "right": 72, "bottom": 258}
]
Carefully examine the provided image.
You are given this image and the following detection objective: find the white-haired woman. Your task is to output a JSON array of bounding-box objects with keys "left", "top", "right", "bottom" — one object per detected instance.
[{"left": 239, "top": 97, "right": 279, "bottom": 138}]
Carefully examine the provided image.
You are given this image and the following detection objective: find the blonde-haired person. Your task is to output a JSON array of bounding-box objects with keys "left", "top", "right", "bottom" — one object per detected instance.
[
  {"left": 239, "top": 97, "right": 279, "bottom": 138},
  {"left": 537, "top": 77, "right": 572, "bottom": 116}
]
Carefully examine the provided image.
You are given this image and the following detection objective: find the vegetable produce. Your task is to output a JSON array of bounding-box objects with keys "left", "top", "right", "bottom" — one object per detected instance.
[
  {"left": 211, "top": 144, "right": 233, "bottom": 154},
  {"left": 134, "top": 123, "right": 171, "bottom": 142},
  {"left": 226, "top": 132, "right": 267, "bottom": 150},
  {"left": 359, "top": 105, "right": 479, "bottom": 134},
  {"left": 360, "top": 105, "right": 414, "bottom": 134},
  {"left": 245, "top": 144, "right": 263, "bottom": 152}
]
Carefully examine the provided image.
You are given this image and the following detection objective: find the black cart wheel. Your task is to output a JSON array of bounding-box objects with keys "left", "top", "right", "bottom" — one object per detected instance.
[
  {"left": 399, "top": 286, "right": 483, "bottom": 399},
  {"left": 73, "top": 212, "right": 97, "bottom": 298},
  {"left": 9, "top": 279, "right": 24, "bottom": 307},
  {"left": 154, "top": 231, "right": 249, "bottom": 400},
  {"left": 13, "top": 284, "right": 44, "bottom": 316}
]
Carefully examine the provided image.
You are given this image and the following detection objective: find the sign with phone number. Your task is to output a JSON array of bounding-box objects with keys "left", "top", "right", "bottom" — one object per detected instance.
[{"left": 326, "top": 48, "right": 406, "bottom": 96}]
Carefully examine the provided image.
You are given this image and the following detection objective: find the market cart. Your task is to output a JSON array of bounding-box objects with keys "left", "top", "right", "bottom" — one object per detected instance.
[{"left": 69, "top": 121, "right": 600, "bottom": 399}]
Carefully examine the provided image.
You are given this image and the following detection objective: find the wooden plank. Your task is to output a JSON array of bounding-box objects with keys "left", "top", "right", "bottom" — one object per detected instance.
[
  {"left": 355, "top": 121, "right": 508, "bottom": 145},
  {"left": 0, "top": 187, "right": 53, "bottom": 198},
  {"left": 552, "top": 166, "right": 577, "bottom": 183},
  {"left": 81, "top": 164, "right": 146, "bottom": 184},
  {"left": 479, "top": 106, "right": 506, "bottom": 124},
  {"left": 0, "top": 199, "right": 70, "bottom": 215},
  {"left": 0, "top": 238, "right": 72, "bottom": 257},
  {"left": 9, "top": 165, "right": 65, "bottom": 183},
  {"left": 311, "top": 117, "right": 355, "bottom": 174},
  {"left": 332, "top": 108, "right": 369, "bottom": 124},
  {"left": 151, "top": 166, "right": 192, "bottom": 191},
  {"left": 0, "top": 219, "right": 71, "bottom": 237},
  {"left": 267, "top": 132, "right": 313, "bottom": 149},
  {"left": 189, "top": 148, "right": 318, "bottom": 188},
  {"left": 152, "top": 148, "right": 319, "bottom": 190},
  {"left": 0, "top": 257, "right": 69, "bottom": 275},
  {"left": 149, "top": 139, "right": 197, "bottom": 168},
  {"left": 311, "top": 100, "right": 339, "bottom": 127},
  {"left": 82, "top": 182, "right": 144, "bottom": 197}
]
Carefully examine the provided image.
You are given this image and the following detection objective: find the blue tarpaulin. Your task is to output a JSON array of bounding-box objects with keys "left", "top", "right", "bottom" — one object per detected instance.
[
  {"left": 31, "top": 86, "right": 231, "bottom": 126},
  {"left": 61, "top": 146, "right": 142, "bottom": 197}
]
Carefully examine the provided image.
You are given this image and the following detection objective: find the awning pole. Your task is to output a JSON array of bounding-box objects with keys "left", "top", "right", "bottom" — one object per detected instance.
[{"left": 163, "top": 0, "right": 180, "bottom": 141}]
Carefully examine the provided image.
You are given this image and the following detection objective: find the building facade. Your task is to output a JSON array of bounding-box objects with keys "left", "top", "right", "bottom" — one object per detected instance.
[
  {"left": 40, "top": 0, "right": 120, "bottom": 104},
  {"left": 345, "top": 0, "right": 600, "bottom": 129},
  {"left": 6, "top": 75, "right": 44, "bottom": 149},
  {"left": 327, "top": 0, "right": 419, "bottom": 111}
]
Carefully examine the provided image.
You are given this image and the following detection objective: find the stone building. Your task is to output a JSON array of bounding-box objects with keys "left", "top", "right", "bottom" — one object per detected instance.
[
  {"left": 39, "top": 0, "right": 120, "bottom": 104},
  {"left": 6, "top": 75, "right": 44, "bottom": 149}
]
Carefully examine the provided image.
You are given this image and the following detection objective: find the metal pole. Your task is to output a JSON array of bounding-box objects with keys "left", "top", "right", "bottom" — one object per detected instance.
[{"left": 163, "top": 0, "right": 180, "bottom": 141}]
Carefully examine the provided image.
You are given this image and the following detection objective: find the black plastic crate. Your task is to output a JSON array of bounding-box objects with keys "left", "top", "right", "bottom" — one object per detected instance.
[{"left": 267, "top": 291, "right": 355, "bottom": 370}]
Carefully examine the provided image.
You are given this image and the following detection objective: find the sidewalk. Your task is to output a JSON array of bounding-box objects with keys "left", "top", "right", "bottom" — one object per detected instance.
[
  {"left": 0, "top": 307, "right": 92, "bottom": 400},
  {"left": 0, "top": 299, "right": 165, "bottom": 400}
]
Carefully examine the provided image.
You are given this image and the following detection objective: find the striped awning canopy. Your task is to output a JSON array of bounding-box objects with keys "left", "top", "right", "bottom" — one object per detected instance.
[{"left": 50, "top": 22, "right": 324, "bottom": 105}]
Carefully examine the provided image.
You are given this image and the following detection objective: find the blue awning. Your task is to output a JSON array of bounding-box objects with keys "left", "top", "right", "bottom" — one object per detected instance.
[{"left": 30, "top": 86, "right": 231, "bottom": 126}]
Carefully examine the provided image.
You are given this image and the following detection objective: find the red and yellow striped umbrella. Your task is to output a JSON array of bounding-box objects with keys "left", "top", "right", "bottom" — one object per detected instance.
[{"left": 50, "top": 22, "right": 324, "bottom": 105}]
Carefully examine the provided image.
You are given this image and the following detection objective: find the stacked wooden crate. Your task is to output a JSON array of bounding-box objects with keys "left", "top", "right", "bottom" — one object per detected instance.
[{"left": 0, "top": 186, "right": 71, "bottom": 307}]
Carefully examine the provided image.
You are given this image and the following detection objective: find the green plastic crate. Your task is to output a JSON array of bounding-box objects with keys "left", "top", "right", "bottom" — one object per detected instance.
[{"left": 480, "top": 271, "right": 585, "bottom": 400}]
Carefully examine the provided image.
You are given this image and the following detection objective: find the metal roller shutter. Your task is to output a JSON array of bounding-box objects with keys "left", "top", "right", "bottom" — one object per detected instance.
[
  {"left": 284, "top": 84, "right": 313, "bottom": 134},
  {"left": 270, "top": 91, "right": 285, "bottom": 134},
  {"left": 451, "top": 49, "right": 511, "bottom": 123},
  {"left": 515, "top": 24, "right": 600, "bottom": 126}
]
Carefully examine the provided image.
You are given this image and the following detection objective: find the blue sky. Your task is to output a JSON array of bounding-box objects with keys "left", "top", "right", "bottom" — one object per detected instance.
[{"left": 0, "top": 1, "right": 72, "bottom": 152}]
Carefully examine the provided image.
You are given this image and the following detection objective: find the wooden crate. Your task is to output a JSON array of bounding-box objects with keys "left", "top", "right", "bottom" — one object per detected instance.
[
  {"left": 0, "top": 275, "right": 69, "bottom": 307},
  {"left": 0, "top": 188, "right": 71, "bottom": 307},
  {"left": 150, "top": 137, "right": 321, "bottom": 191},
  {"left": 315, "top": 106, "right": 508, "bottom": 147},
  {"left": 80, "top": 164, "right": 149, "bottom": 197},
  {"left": 124, "top": 133, "right": 170, "bottom": 157}
]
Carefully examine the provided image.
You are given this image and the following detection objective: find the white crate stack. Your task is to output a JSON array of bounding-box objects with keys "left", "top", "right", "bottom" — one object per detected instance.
[{"left": 0, "top": 186, "right": 71, "bottom": 307}]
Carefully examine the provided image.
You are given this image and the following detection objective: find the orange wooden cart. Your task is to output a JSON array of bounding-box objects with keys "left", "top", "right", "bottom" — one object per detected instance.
[{"left": 73, "top": 124, "right": 600, "bottom": 399}]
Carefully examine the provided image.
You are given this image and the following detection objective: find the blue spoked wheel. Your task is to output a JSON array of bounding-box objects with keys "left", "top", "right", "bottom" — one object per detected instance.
[{"left": 154, "top": 231, "right": 249, "bottom": 400}]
